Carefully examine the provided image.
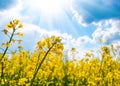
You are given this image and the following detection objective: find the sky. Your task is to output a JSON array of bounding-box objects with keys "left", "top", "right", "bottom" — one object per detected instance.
[{"left": 0, "top": 0, "right": 120, "bottom": 59}]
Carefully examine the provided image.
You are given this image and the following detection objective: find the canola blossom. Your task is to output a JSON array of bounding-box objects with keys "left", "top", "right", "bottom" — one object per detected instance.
[{"left": 0, "top": 19, "right": 120, "bottom": 86}]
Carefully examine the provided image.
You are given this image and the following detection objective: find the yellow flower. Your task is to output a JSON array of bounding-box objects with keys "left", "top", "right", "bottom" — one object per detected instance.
[
  {"left": 2, "top": 43, "right": 5, "bottom": 46},
  {"left": 1, "top": 79, "right": 5, "bottom": 85},
  {"left": 88, "top": 81, "right": 96, "bottom": 86},
  {"left": 2, "top": 42, "right": 10, "bottom": 47},
  {"left": 18, "top": 45, "right": 23, "bottom": 49},
  {"left": 2, "top": 29, "right": 8, "bottom": 35},
  {"left": 27, "top": 71, "right": 33, "bottom": 79},
  {"left": 57, "top": 44, "right": 64, "bottom": 50},
  {"left": 18, "top": 78, "right": 27, "bottom": 85},
  {"left": 17, "top": 40, "right": 22, "bottom": 44},
  {"left": 18, "top": 23, "right": 23, "bottom": 28},
  {"left": 55, "top": 36, "right": 61, "bottom": 42},
  {"left": 6, "top": 24, "right": 13, "bottom": 29},
  {"left": 71, "top": 47, "right": 76, "bottom": 52},
  {"left": 6, "top": 42, "right": 11, "bottom": 47},
  {"left": 13, "top": 19, "right": 20, "bottom": 24},
  {"left": 17, "top": 33, "right": 24, "bottom": 37},
  {"left": 12, "top": 39, "right": 16, "bottom": 43},
  {"left": 11, "top": 51, "right": 15, "bottom": 55},
  {"left": 95, "top": 77, "right": 102, "bottom": 83},
  {"left": 6, "top": 19, "right": 23, "bottom": 29},
  {"left": 101, "top": 46, "right": 108, "bottom": 51},
  {"left": 37, "top": 41, "right": 44, "bottom": 49},
  {"left": 85, "top": 52, "right": 94, "bottom": 57}
]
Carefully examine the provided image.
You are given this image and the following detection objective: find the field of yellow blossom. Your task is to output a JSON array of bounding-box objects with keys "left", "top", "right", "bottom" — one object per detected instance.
[{"left": 0, "top": 19, "right": 120, "bottom": 86}]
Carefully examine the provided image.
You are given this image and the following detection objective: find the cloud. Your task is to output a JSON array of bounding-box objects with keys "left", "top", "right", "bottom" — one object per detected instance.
[
  {"left": 18, "top": 23, "right": 75, "bottom": 50},
  {"left": 17, "top": 23, "right": 96, "bottom": 58},
  {"left": 92, "top": 19, "right": 120, "bottom": 44},
  {"left": 0, "top": 0, "right": 23, "bottom": 27},
  {"left": 21, "top": 19, "right": 119, "bottom": 58},
  {"left": 112, "top": 41, "right": 120, "bottom": 49},
  {"left": 71, "top": 7, "right": 87, "bottom": 27},
  {"left": 71, "top": 0, "right": 120, "bottom": 25},
  {"left": 0, "top": 0, "right": 82, "bottom": 54},
  {"left": 0, "top": 0, "right": 119, "bottom": 59}
]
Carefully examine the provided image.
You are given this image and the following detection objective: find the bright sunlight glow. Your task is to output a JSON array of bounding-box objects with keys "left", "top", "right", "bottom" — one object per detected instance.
[{"left": 31, "top": 0, "right": 68, "bottom": 17}]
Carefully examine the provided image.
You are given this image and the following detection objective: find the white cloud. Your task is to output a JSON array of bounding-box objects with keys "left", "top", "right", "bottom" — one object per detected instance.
[
  {"left": 77, "top": 36, "right": 92, "bottom": 44},
  {"left": 0, "top": 0, "right": 119, "bottom": 59},
  {"left": 17, "top": 23, "right": 95, "bottom": 58},
  {"left": 112, "top": 41, "right": 120, "bottom": 49},
  {"left": 0, "top": 0, "right": 89, "bottom": 58},
  {"left": 71, "top": 6, "right": 87, "bottom": 27},
  {"left": 0, "top": 0, "right": 23, "bottom": 24},
  {"left": 92, "top": 19, "right": 120, "bottom": 44}
]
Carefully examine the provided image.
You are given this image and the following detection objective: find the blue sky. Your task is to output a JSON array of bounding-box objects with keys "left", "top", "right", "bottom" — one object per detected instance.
[{"left": 0, "top": 0, "right": 120, "bottom": 58}]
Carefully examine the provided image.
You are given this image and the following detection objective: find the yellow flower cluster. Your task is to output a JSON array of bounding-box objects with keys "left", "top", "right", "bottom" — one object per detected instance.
[
  {"left": 0, "top": 19, "right": 24, "bottom": 62},
  {"left": 2, "top": 42, "right": 11, "bottom": 47},
  {"left": 0, "top": 20, "right": 120, "bottom": 86},
  {"left": 6, "top": 19, "right": 23, "bottom": 29}
]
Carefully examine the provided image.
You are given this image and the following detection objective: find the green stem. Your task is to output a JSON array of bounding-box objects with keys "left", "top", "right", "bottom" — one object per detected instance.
[
  {"left": 30, "top": 43, "right": 56, "bottom": 86},
  {"left": 34, "top": 53, "right": 40, "bottom": 73},
  {"left": 1, "top": 62, "right": 4, "bottom": 78},
  {"left": 0, "top": 28, "right": 15, "bottom": 63}
]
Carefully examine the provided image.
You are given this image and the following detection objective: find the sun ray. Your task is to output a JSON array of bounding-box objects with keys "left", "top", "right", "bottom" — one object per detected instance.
[{"left": 29, "top": 0, "right": 69, "bottom": 17}]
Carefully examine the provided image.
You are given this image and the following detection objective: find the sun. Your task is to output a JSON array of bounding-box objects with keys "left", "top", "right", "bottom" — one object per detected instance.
[{"left": 31, "top": 0, "right": 68, "bottom": 17}]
